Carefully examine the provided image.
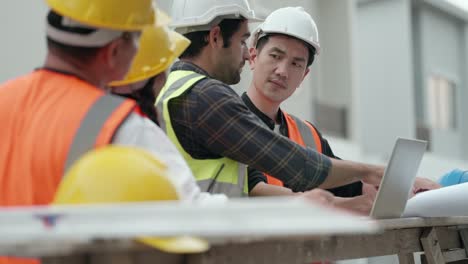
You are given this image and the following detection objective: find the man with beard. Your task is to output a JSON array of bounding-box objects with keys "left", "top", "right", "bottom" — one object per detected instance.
[{"left": 156, "top": 0, "right": 386, "bottom": 201}]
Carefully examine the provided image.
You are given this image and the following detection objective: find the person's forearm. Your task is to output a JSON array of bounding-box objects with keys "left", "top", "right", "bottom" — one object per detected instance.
[
  {"left": 319, "top": 159, "right": 364, "bottom": 189},
  {"left": 196, "top": 91, "right": 332, "bottom": 192},
  {"left": 249, "top": 182, "right": 297, "bottom": 196},
  {"left": 319, "top": 159, "right": 384, "bottom": 189}
]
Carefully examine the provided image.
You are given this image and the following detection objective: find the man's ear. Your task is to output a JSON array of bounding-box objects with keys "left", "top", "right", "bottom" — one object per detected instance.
[
  {"left": 249, "top": 47, "right": 257, "bottom": 70},
  {"left": 296, "top": 68, "right": 311, "bottom": 90},
  {"left": 102, "top": 39, "right": 122, "bottom": 69},
  {"left": 301, "top": 68, "right": 310, "bottom": 82},
  {"left": 208, "top": 26, "right": 223, "bottom": 48}
]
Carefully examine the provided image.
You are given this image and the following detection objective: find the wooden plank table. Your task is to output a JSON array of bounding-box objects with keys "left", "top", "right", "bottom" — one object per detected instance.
[
  {"left": 0, "top": 199, "right": 378, "bottom": 263},
  {"left": 1, "top": 201, "right": 468, "bottom": 263},
  {"left": 35, "top": 217, "right": 468, "bottom": 264}
]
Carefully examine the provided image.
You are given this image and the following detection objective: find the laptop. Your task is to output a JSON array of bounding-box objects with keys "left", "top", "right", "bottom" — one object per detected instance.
[{"left": 370, "top": 138, "right": 427, "bottom": 219}]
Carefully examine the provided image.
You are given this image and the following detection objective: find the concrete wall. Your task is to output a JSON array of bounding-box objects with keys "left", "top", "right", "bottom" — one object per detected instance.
[
  {"left": 315, "top": 0, "right": 357, "bottom": 139},
  {"left": 0, "top": 1, "right": 48, "bottom": 82},
  {"left": 355, "top": 0, "right": 416, "bottom": 158},
  {"left": 316, "top": 0, "right": 356, "bottom": 112},
  {"left": 462, "top": 25, "right": 468, "bottom": 160},
  {"left": 416, "top": 4, "right": 464, "bottom": 159}
]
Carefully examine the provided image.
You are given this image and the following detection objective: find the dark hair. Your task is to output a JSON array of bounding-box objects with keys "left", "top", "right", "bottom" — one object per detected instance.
[
  {"left": 119, "top": 77, "right": 159, "bottom": 125},
  {"left": 180, "top": 18, "right": 246, "bottom": 59},
  {"left": 256, "top": 34, "right": 316, "bottom": 67},
  {"left": 46, "top": 10, "right": 101, "bottom": 62}
]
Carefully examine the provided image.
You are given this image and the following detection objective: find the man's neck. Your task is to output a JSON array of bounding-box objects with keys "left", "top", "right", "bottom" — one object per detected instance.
[
  {"left": 43, "top": 52, "right": 105, "bottom": 88},
  {"left": 181, "top": 54, "right": 216, "bottom": 79},
  {"left": 246, "top": 85, "right": 281, "bottom": 123}
]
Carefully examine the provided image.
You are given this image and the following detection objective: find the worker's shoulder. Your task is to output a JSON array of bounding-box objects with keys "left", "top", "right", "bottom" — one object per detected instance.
[
  {"left": 1, "top": 72, "right": 35, "bottom": 87},
  {"left": 285, "top": 112, "right": 314, "bottom": 125},
  {"left": 286, "top": 112, "right": 323, "bottom": 134},
  {"left": 114, "top": 111, "right": 160, "bottom": 137},
  {"left": 0, "top": 72, "right": 40, "bottom": 97},
  {"left": 191, "top": 76, "right": 238, "bottom": 97},
  {"left": 303, "top": 119, "right": 322, "bottom": 133},
  {"left": 195, "top": 75, "right": 231, "bottom": 88}
]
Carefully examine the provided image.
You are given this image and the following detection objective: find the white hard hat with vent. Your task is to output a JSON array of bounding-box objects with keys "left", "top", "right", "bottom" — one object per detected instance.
[
  {"left": 251, "top": 6, "right": 320, "bottom": 54},
  {"left": 170, "top": 0, "right": 262, "bottom": 34}
]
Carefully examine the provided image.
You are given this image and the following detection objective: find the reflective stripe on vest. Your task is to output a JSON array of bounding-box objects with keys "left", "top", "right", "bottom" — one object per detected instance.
[
  {"left": 286, "top": 114, "right": 322, "bottom": 153},
  {"left": 156, "top": 70, "right": 248, "bottom": 197},
  {"left": 156, "top": 72, "right": 202, "bottom": 134},
  {"left": 64, "top": 94, "right": 135, "bottom": 173},
  {"left": 265, "top": 112, "right": 323, "bottom": 187},
  {"left": 196, "top": 162, "right": 247, "bottom": 197}
]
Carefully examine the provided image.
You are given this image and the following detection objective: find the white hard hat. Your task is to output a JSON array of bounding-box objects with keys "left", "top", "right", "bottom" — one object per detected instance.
[
  {"left": 170, "top": 0, "right": 262, "bottom": 34},
  {"left": 251, "top": 6, "right": 320, "bottom": 54}
]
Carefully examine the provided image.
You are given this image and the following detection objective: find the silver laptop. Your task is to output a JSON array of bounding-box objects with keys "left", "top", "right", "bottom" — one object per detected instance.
[{"left": 370, "top": 138, "right": 427, "bottom": 219}]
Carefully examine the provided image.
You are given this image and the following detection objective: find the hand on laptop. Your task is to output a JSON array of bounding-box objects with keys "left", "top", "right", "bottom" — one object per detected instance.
[
  {"left": 331, "top": 183, "right": 378, "bottom": 216},
  {"left": 362, "top": 182, "right": 379, "bottom": 195},
  {"left": 361, "top": 164, "right": 385, "bottom": 187},
  {"left": 410, "top": 177, "right": 441, "bottom": 197}
]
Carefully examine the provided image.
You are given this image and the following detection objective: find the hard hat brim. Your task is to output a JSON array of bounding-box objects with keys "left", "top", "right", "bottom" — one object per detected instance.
[{"left": 137, "top": 236, "right": 210, "bottom": 253}]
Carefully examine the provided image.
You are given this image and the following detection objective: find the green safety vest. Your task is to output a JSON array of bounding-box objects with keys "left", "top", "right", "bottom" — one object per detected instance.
[{"left": 156, "top": 70, "right": 248, "bottom": 197}]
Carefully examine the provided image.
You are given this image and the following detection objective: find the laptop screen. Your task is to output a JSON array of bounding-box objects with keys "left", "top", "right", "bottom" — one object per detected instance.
[{"left": 370, "top": 138, "right": 427, "bottom": 219}]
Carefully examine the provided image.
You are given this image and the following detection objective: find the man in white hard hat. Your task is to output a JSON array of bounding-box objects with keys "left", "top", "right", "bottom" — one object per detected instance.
[
  {"left": 243, "top": 6, "right": 440, "bottom": 212},
  {"left": 156, "top": 0, "right": 387, "bottom": 201}
]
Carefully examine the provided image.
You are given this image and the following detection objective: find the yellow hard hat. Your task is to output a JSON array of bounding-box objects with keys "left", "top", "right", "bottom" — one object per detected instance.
[
  {"left": 54, "top": 146, "right": 178, "bottom": 204},
  {"left": 45, "top": 0, "right": 156, "bottom": 31},
  {"left": 53, "top": 146, "right": 209, "bottom": 253},
  {"left": 109, "top": 27, "right": 190, "bottom": 87}
]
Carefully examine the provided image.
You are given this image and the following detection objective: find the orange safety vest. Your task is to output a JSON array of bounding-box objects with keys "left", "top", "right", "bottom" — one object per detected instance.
[
  {"left": 0, "top": 69, "right": 136, "bottom": 264},
  {"left": 265, "top": 111, "right": 323, "bottom": 187}
]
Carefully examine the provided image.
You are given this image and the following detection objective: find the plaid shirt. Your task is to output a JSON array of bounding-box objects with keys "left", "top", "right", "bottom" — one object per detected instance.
[
  {"left": 167, "top": 61, "right": 332, "bottom": 192},
  {"left": 242, "top": 92, "right": 363, "bottom": 196}
]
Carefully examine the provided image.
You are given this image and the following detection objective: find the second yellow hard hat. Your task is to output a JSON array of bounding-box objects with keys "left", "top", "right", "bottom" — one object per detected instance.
[{"left": 109, "top": 26, "right": 190, "bottom": 87}]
